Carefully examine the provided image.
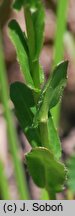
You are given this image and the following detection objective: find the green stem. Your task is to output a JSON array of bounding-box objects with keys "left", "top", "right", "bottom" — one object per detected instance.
[
  {"left": 66, "top": 190, "right": 74, "bottom": 200},
  {"left": 31, "top": 60, "right": 40, "bottom": 89},
  {"left": 39, "top": 121, "right": 49, "bottom": 149},
  {"left": 41, "top": 189, "right": 49, "bottom": 200},
  {"left": 31, "top": 60, "right": 41, "bottom": 104},
  {"left": 0, "top": 32, "right": 29, "bottom": 200},
  {"left": 47, "top": 189, "right": 56, "bottom": 200},
  {"left": 51, "top": 0, "right": 68, "bottom": 128},
  {"left": 39, "top": 120, "right": 57, "bottom": 199},
  {"left": 0, "top": 161, "right": 10, "bottom": 199},
  {"left": 54, "top": 0, "right": 68, "bottom": 66}
]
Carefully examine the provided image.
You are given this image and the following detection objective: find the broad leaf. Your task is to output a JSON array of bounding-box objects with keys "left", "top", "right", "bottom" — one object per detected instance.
[
  {"left": 10, "top": 82, "right": 41, "bottom": 147},
  {"left": 26, "top": 147, "right": 67, "bottom": 193},
  {"left": 10, "top": 82, "right": 34, "bottom": 129},
  {"left": 33, "top": 61, "right": 68, "bottom": 125},
  {"left": 8, "top": 20, "right": 34, "bottom": 88}
]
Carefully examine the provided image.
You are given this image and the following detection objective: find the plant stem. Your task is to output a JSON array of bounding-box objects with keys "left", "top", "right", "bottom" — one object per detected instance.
[
  {"left": 48, "top": 190, "right": 56, "bottom": 200},
  {"left": 30, "top": 60, "right": 41, "bottom": 104},
  {"left": 66, "top": 190, "right": 74, "bottom": 200},
  {"left": 0, "top": 161, "right": 10, "bottom": 199},
  {"left": 0, "top": 32, "right": 29, "bottom": 200},
  {"left": 51, "top": 0, "right": 68, "bottom": 128},
  {"left": 54, "top": 0, "right": 68, "bottom": 66},
  {"left": 39, "top": 121, "right": 50, "bottom": 149},
  {"left": 41, "top": 189, "right": 49, "bottom": 200}
]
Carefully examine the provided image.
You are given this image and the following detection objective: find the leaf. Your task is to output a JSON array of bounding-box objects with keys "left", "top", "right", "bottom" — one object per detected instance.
[
  {"left": 26, "top": 147, "right": 67, "bottom": 193},
  {"left": 12, "top": 2, "right": 45, "bottom": 88},
  {"left": 13, "top": 0, "right": 25, "bottom": 10},
  {"left": 24, "top": 6, "right": 35, "bottom": 61},
  {"left": 10, "top": 82, "right": 41, "bottom": 147},
  {"left": 25, "top": 1, "right": 45, "bottom": 60},
  {"left": 32, "top": 2, "right": 45, "bottom": 58},
  {"left": 25, "top": 2, "right": 45, "bottom": 64},
  {"left": 67, "top": 156, "right": 75, "bottom": 192},
  {"left": 13, "top": 0, "right": 41, "bottom": 10},
  {"left": 33, "top": 61, "right": 68, "bottom": 125},
  {"left": 10, "top": 82, "right": 34, "bottom": 129},
  {"left": 26, "top": 128, "right": 41, "bottom": 148},
  {"left": 14, "top": 0, "right": 45, "bottom": 61},
  {"left": 8, "top": 20, "right": 34, "bottom": 88}
]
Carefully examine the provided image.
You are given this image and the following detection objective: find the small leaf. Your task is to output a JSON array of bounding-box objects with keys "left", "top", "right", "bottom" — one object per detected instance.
[
  {"left": 10, "top": 82, "right": 41, "bottom": 147},
  {"left": 26, "top": 147, "right": 67, "bottom": 193},
  {"left": 8, "top": 20, "right": 34, "bottom": 88},
  {"left": 24, "top": 1, "right": 45, "bottom": 60},
  {"left": 13, "top": 0, "right": 41, "bottom": 10},
  {"left": 24, "top": 6, "right": 35, "bottom": 61},
  {"left": 33, "top": 61, "right": 68, "bottom": 124},
  {"left": 32, "top": 2, "right": 45, "bottom": 58},
  {"left": 13, "top": 0, "right": 25, "bottom": 10}
]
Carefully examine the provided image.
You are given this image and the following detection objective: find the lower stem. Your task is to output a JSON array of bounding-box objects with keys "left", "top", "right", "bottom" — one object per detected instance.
[
  {"left": 39, "top": 121, "right": 49, "bottom": 149},
  {"left": 66, "top": 190, "right": 74, "bottom": 200},
  {"left": 0, "top": 161, "right": 10, "bottom": 199},
  {"left": 39, "top": 121, "right": 57, "bottom": 200},
  {"left": 47, "top": 189, "right": 56, "bottom": 200}
]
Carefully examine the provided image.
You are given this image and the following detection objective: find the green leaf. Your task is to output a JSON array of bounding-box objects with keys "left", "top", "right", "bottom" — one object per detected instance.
[
  {"left": 67, "top": 156, "right": 75, "bottom": 192},
  {"left": 33, "top": 61, "right": 68, "bottom": 125},
  {"left": 24, "top": 6, "right": 35, "bottom": 61},
  {"left": 13, "top": 0, "right": 41, "bottom": 10},
  {"left": 26, "top": 147, "right": 67, "bottom": 193},
  {"left": 10, "top": 82, "right": 41, "bottom": 147},
  {"left": 26, "top": 128, "right": 41, "bottom": 148},
  {"left": 13, "top": 0, "right": 45, "bottom": 59},
  {"left": 32, "top": 2, "right": 45, "bottom": 58},
  {"left": 10, "top": 82, "right": 34, "bottom": 130},
  {"left": 13, "top": 0, "right": 25, "bottom": 10},
  {"left": 8, "top": 19, "right": 34, "bottom": 88},
  {"left": 24, "top": 1, "right": 45, "bottom": 60}
]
